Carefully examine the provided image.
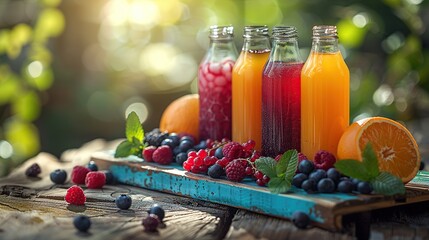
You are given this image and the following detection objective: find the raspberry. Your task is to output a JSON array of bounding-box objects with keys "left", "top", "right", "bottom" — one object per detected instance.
[
  {"left": 298, "top": 152, "right": 308, "bottom": 162},
  {"left": 65, "top": 185, "right": 86, "bottom": 205},
  {"left": 225, "top": 160, "right": 246, "bottom": 182},
  {"left": 71, "top": 166, "right": 91, "bottom": 184},
  {"left": 25, "top": 163, "right": 41, "bottom": 177},
  {"left": 85, "top": 171, "right": 106, "bottom": 189},
  {"left": 152, "top": 146, "right": 173, "bottom": 165},
  {"left": 142, "top": 214, "right": 159, "bottom": 232},
  {"left": 222, "top": 142, "right": 243, "bottom": 159},
  {"left": 216, "top": 157, "right": 231, "bottom": 168},
  {"left": 313, "top": 150, "right": 336, "bottom": 170},
  {"left": 143, "top": 146, "right": 157, "bottom": 162}
]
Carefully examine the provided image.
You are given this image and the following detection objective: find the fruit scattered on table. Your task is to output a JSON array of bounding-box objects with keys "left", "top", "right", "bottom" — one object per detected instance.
[
  {"left": 148, "top": 204, "right": 165, "bottom": 222},
  {"left": 87, "top": 161, "right": 98, "bottom": 171},
  {"left": 85, "top": 171, "right": 106, "bottom": 189},
  {"left": 292, "top": 211, "right": 310, "bottom": 229},
  {"left": 50, "top": 169, "right": 67, "bottom": 184},
  {"left": 225, "top": 159, "right": 247, "bottom": 182},
  {"left": 142, "top": 214, "right": 159, "bottom": 232},
  {"left": 73, "top": 215, "right": 91, "bottom": 232},
  {"left": 71, "top": 166, "right": 91, "bottom": 184},
  {"left": 25, "top": 163, "right": 41, "bottom": 177},
  {"left": 65, "top": 185, "right": 86, "bottom": 205},
  {"left": 115, "top": 194, "right": 132, "bottom": 210},
  {"left": 337, "top": 116, "right": 421, "bottom": 183},
  {"left": 152, "top": 145, "right": 173, "bottom": 165},
  {"left": 102, "top": 170, "right": 114, "bottom": 184}
]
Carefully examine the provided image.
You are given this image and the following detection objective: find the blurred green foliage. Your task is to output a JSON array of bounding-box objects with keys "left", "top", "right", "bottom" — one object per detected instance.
[{"left": 0, "top": 0, "right": 64, "bottom": 175}]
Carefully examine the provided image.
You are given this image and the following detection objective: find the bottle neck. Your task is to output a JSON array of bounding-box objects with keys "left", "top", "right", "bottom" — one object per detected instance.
[
  {"left": 270, "top": 38, "right": 302, "bottom": 63},
  {"left": 206, "top": 38, "right": 238, "bottom": 60},
  {"left": 242, "top": 36, "right": 271, "bottom": 53},
  {"left": 311, "top": 37, "right": 339, "bottom": 53}
]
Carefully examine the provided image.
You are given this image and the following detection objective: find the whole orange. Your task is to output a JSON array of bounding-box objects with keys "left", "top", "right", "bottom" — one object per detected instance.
[
  {"left": 337, "top": 117, "right": 420, "bottom": 183},
  {"left": 160, "top": 94, "right": 199, "bottom": 140}
]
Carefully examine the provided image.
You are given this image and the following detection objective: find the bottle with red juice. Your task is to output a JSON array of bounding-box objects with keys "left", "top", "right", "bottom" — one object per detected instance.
[
  {"left": 198, "top": 26, "right": 238, "bottom": 141},
  {"left": 262, "top": 26, "right": 304, "bottom": 157}
]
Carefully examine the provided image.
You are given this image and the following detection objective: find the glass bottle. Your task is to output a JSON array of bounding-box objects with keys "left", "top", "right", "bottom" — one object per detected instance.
[
  {"left": 198, "top": 26, "right": 238, "bottom": 141},
  {"left": 232, "top": 26, "right": 271, "bottom": 150},
  {"left": 301, "top": 25, "right": 350, "bottom": 159},
  {"left": 262, "top": 26, "right": 304, "bottom": 157}
]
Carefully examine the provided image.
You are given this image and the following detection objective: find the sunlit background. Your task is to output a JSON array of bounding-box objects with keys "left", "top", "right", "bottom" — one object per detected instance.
[{"left": 0, "top": 0, "right": 428, "bottom": 175}]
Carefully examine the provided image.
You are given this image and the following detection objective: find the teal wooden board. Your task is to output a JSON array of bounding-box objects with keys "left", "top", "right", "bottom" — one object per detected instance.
[{"left": 92, "top": 151, "right": 429, "bottom": 231}]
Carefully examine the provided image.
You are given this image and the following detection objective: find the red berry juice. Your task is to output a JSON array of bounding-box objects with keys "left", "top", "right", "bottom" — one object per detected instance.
[
  {"left": 198, "top": 58, "right": 235, "bottom": 141},
  {"left": 262, "top": 62, "right": 303, "bottom": 157}
]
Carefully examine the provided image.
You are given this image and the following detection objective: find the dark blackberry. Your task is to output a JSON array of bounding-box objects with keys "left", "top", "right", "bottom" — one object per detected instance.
[
  {"left": 25, "top": 163, "right": 41, "bottom": 177},
  {"left": 208, "top": 164, "right": 225, "bottom": 179},
  {"left": 73, "top": 215, "right": 91, "bottom": 232},
  {"left": 115, "top": 194, "right": 132, "bottom": 210},
  {"left": 50, "top": 169, "right": 67, "bottom": 184},
  {"left": 148, "top": 204, "right": 165, "bottom": 222},
  {"left": 87, "top": 161, "right": 98, "bottom": 171},
  {"left": 144, "top": 128, "right": 168, "bottom": 147}
]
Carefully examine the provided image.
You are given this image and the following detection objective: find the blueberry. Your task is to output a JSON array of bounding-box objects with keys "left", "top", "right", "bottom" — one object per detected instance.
[
  {"left": 317, "top": 178, "right": 336, "bottom": 193},
  {"left": 337, "top": 180, "right": 354, "bottom": 193},
  {"left": 208, "top": 164, "right": 225, "bottom": 179},
  {"left": 301, "top": 179, "right": 317, "bottom": 193},
  {"left": 298, "top": 160, "right": 314, "bottom": 175},
  {"left": 215, "top": 147, "right": 224, "bottom": 159},
  {"left": 173, "top": 146, "right": 181, "bottom": 156},
  {"left": 357, "top": 181, "right": 373, "bottom": 194},
  {"left": 339, "top": 176, "right": 351, "bottom": 182},
  {"left": 420, "top": 162, "right": 425, "bottom": 171},
  {"left": 179, "top": 140, "right": 194, "bottom": 152},
  {"left": 180, "top": 136, "right": 195, "bottom": 145},
  {"left": 176, "top": 152, "right": 188, "bottom": 166},
  {"left": 194, "top": 140, "right": 207, "bottom": 151},
  {"left": 116, "top": 194, "right": 132, "bottom": 210},
  {"left": 309, "top": 169, "right": 327, "bottom": 183},
  {"left": 50, "top": 169, "right": 67, "bottom": 184},
  {"left": 160, "top": 138, "right": 175, "bottom": 149},
  {"left": 327, "top": 168, "right": 340, "bottom": 183},
  {"left": 186, "top": 148, "right": 196, "bottom": 155},
  {"left": 102, "top": 170, "right": 114, "bottom": 184},
  {"left": 87, "top": 161, "right": 98, "bottom": 171},
  {"left": 148, "top": 204, "right": 165, "bottom": 222},
  {"left": 292, "top": 211, "right": 310, "bottom": 229},
  {"left": 167, "top": 133, "right": 180, "bottom": 146},
  {"left": 351, "top": 178, "right": 361, "bottom": 190},
  {"left": 73, "top": 215, "right": 91, "bottom": 232},
  {"left": 292, "top": 173, "right": 308, "bottom": 188}
]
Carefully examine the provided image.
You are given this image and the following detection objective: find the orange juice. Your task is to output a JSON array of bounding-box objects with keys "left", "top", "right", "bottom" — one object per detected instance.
[
  {"left": 301, "top": 26, "right": 350, "bottom": 159},
  {"left": 232, "top": 26, "right": 270, "bottom": 150}
]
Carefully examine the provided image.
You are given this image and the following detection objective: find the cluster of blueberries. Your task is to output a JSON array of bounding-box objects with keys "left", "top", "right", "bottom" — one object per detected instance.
[{"left": 292, "top": 159, "right": 373, "bottom": 194}]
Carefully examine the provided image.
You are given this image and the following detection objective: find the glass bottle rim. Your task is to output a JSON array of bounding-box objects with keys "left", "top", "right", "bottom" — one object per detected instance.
[
  {"left": 209, "top": 25, "right": 234, "bottom": 39},
  {"left": 243, "top": 25, "right": 269, "bottom": 38},
  {"left": 312, "top": 25, "right": 338, "bottom": 39},
  {"left": 272, "top": 26, "right": 298, "bottom": 39}
]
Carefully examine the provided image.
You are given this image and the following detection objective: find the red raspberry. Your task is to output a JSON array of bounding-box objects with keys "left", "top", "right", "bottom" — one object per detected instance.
[
  {"left": 65, "top": 185, "right": 86, "bottom": 205},
  {"left": 216, "top": 157, "right": 231, "bottom": 168},
  {"left": 85, "top": 172, "right": 106, "bottom": 189},
  {"left": 152, "top": 146, "right": 173, "bottom": 165},
  {"left": 298, "top": 152, "right": 308, "bottom": 163},
  {"left": 225, "top": 160, "right": 246, "bottom": 182},
  {"left": 143, "top": 146, "right": 157, "bottom": 162},
  {"left": 71, "top": 166, "right": 91, "bottom": 184},
  {"left": 313, "top": 150, "right": 336, "bottom": 170},
  {"left": 222, "top": 142, "right": 243, "bottom": 159}
]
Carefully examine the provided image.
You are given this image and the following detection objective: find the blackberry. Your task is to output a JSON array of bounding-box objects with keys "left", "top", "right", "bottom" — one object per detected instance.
[
  {"left": 50, "top": 169, "right": 67, "bottom": 184},
  {"left": 225, "top": 160, "right": 246, "bottom": 182},
  {"left": 292, "top": 173, "right": 308, "bottom": 188},
  {"left": 292, "top": 211, "right": 310, "bottom": 229},
  {"left": 73, "top": 215, "right": 91, "bottom": 232},
  {"left": 115, "top": 194, "right": 132, "bottom": 210},
  {"left": 298, "top": 160, "right": 314, "bottom": 175},
  {"left": 25, "top": 163, "right": 41, "bottom": 177},
  {"left": 87, "top": 161, "right": 98, "bottom": 171},
  {"left": 208, "top": 164, "right": 225, "bottom": 179},
  {"left": 142, "top": 214, "right": 159, "bottom": 232},
  {"left": 145, "top": 128, "right": 168, "bottom": 147},
  {"left": 175, "top": 152, "right": 188, "bottom": 166},
  {"left": 148, "top": 204, "right": 165, "bottom": 222},
  {"left": 317, "top": 178, "right": 336, "bottom": 193}
]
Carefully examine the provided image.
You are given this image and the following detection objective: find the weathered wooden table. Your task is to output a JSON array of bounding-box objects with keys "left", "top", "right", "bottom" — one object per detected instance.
[{"left": 1, "top": 139, "right": 429, "bottom": 240}]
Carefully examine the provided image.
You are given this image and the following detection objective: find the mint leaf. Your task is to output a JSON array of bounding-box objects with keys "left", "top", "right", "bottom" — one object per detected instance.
[
  {"left": 334, "top": 159, "right": 373, "bottom": 181},
  {"left": 371, "top": 172, "right": 406, "bottom": 196},
  {"left": 255, "top": 157, "right": 277, "bottom": 178},
  {"left": 362, "top": 143, "right": 379, "bottom": 179},
  {"left": 276, "top": 149, "right": 298, "bottom": 176},
  {"left": 267, "top": 177, "right": 291, "bottom": 194},
  {"left": 114, "top": 140, "right": 134, "bottom": 158},
  {"left": 125, "top": 112, "right": 144, "bottom": 143}
]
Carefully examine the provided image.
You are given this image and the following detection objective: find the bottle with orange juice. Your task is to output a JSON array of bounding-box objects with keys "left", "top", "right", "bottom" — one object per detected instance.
[
  {"left": 301, "top": 25, "right": 350, "bottom": 159},
  {"left": 232, "top": 26, "right": 270, "bottom": 150}
]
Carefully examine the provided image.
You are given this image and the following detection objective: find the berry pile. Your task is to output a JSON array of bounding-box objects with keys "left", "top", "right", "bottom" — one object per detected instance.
[{"left": 292, "top": 151, "right": 373, "bottom": 194}]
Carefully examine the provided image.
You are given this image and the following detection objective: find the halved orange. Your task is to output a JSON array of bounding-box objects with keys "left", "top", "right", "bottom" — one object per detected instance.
[{"left": 337, "top": 117, "right": 420, "bottom": 183}]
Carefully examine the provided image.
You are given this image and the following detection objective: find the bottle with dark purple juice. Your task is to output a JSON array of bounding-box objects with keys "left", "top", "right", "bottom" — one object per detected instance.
[{"left": 262, "top": 26, "right": 303, "bottom": 157}]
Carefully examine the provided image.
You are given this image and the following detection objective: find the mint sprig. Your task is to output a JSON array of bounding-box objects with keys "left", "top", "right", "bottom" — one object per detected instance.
[
  {"left": 114, "top": 112, "right": 145, "bottom": 158},
  {"left": 334, "top": 143, "right": 405, "bottom": 196},
  {"left": 255, "top": 150, "right": 298, "bottom": 194}
]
